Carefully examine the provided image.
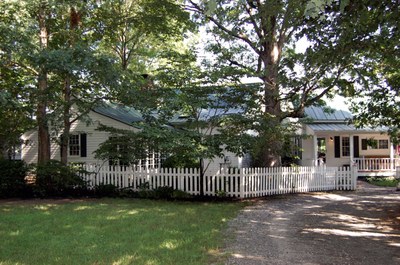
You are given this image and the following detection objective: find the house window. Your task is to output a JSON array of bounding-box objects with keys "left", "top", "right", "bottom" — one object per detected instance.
[
  {"left": 361, "top": 139, "right": 368, "bottom": 150},
  {"left": 361, "top": 138, "right": 389, "bottom": 150},
  {"left": 378, "top": 139, "right": 389, "bottom": 149},
  {"left": 291, "top": 136, "right": 303, "bottom": 159},
  {"left": 108, "top": 137, "right": 130, "bottom": 167},
  {"left": 138, "top": 150, "right": 163, "bottom": 169},
  {"left": 69, "top": 135, "right": 80, "bottom": 156},
  {"left": 342, "top": 137, "right": 350, "bottom": 157}
]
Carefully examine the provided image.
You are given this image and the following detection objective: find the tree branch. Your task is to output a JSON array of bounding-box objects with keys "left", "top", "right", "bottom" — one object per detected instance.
[{"left": 186, "top": 0, "right": 261, "bottom": 55}]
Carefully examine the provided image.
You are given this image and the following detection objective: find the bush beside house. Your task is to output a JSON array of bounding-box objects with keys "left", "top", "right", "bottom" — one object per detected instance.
[
  {"left": 0, "top": 159, "right": 30, "bottom": 198},
  {"left": 0, "top": 159, "right": 193, "bottom": 200}
]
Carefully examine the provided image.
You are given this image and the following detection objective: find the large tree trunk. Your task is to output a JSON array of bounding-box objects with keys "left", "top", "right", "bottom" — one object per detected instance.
[
  {"left": 60, "top": 76, "right": 71, "bottom": 165},
  {"left": 256, "top": 37, "right": 284, "bottom": 167},
  {"left": 199, "top": 158, "right": 204, "bottom": 196},
  {"left": 60, "top": 6, "right": 80, "bottom": 164},
  {"left": 37, "top": 3, "right": 51, "bottom": 164}
]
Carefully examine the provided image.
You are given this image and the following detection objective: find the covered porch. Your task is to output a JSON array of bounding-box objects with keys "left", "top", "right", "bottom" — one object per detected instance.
[
  {"left": 303, "top": 123, "right": 398, "bottom": 176},
  {"left": 353, "top": 157, "right": 400, "bottom": 176}
]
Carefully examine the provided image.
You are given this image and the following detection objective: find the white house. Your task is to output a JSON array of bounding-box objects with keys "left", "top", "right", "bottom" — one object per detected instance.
[
  {"left": 21, "top": 102, "right": 244, "bottom": 172},
  {"left": 299, "top": 106, "right": 399, "bottom": 176},
  {"left": 21, "top": 103, "right": 162, "bottom": 168},
  {"left": 22, "top": 102, "right": 397, "bottom": 176}
]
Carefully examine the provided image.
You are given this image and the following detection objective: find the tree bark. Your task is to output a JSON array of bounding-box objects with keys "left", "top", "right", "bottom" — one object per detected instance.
[
  {"left": 257, "top": 27, "right": 284, "bottom": 167},
  {"left": 199, "top": 158, "right": 204, "bottom": 196},
  {"left": 60, "top": 6, "right": 80, "bottom": 164},
  {"left": 60, "top": 76, "right": 71, "bottom": 164},
  {"left": 37, "top": 3, "right": 51, "bottom": 164}
]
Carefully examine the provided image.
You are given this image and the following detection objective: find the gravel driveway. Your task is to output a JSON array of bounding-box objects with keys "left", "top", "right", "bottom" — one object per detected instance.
[{"left": 224, "top": 181, "right": 400, "bottom": 265}]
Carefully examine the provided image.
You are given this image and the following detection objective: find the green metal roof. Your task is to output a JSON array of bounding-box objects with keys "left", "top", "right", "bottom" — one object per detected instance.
[
  {"left": 304, "top": 106, "right": 352, "bottom": 122},
  {"left": 93, "top": 102, "right": 143, "bottom": 127}
]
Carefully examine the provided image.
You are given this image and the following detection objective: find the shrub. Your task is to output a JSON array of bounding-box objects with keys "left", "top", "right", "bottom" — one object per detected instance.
[
  {"left": 137, "top": 182, "right": 154, "bottom": 198},
  {"left": 0, "top": 159, "right": 29, "bottom": 198},
  {"left": 119, "top": 187, "right": 136, "bottom": 198},
  {"left": 153, "top": 186, "right": 175, "bottom": 199},
  {"left": 135, "top": 184, "right": 191, "bottom": 200},
  {"left": 366, "top": 176, "right": 400, "bottom": 187},
  {"left": 215, "top": 190, "right": 227, "bottom": 198},
  {"left": 94, "top": 183, "right": 119, "bottom": 197},
  {"left": 34, "top": 160, "right": 86, "bottom": 197},
  {"left": 171, "top": 189, "right": 191, "bottom": 200}
]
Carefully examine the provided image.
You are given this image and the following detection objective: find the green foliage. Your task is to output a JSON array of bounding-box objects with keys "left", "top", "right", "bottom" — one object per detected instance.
[
  {"left": 137, "top": 181, "right": 154, "bottom": 198},
  {"left": 186, "top": 0, "right": 398, "bottom": 165},
  {"left": 0, "top": 0, "right": 35, "bottom": 157},
  {"left": 366, "top": 177, "right": 399, "bottom": 187},
  {"left": 96, "top": 0, "right": 194, "bottom": 71},
  {"left": 96, "top": 84, "right": 257, "bottom": 172},
  {"left": 171, "top": 189, "right": 192, "bottom": 199},
  {"left": 337, "top": 2, "right": 400, "bottom": 136},
  {"left": 135, "top": 182, "right": 191, "bottom": 200},
  {"left": 94, "top": 128, "right": 149, "bottom": 166},
  {"left": 0, "top": 159, "right": 30, "bottom": 198},
  {"left": 0, "top": 92, "right": 33, "bottom": 158},
  {"left": 161, "top": 155, "right": 199, "bottom": 168},
  {"left": 94, "top": 183, "right": 119, "bottom": 197},
  {"left": 1, "top": 0, "right": 194, "bottom": 164},
  {"left": 34, "top": 160, "right": 86, "bottom": 197},
  {"left": 153, "top": 186, "right": 175, "bottom": 199},
  {"left": 215, "top": 190, "right": 227, "bottom": 198},
  {"left": 366, "top": 138, "right": 378, "bottom": 148}
]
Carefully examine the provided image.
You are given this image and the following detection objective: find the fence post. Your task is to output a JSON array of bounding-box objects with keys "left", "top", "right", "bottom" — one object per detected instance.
[
  {"left": 335, "top": 167, "right": 339, "bottom": 190},
  {"left": 352, "top": 166, "right": 358, "bottom": 190},
  {"left": 240, "top": 168, "right": 245, "bottom": 198}
]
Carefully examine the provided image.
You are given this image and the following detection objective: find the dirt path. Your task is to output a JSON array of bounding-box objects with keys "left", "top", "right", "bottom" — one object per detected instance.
[{"left": 225, "top": 181, "right": 400, "bottom": 265}]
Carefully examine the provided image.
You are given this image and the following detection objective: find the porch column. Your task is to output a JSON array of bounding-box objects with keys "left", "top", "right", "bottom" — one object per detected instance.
[
  {"left": 313, "top": 135, "right": 318, "bottom": 166},
  {"left": 390, "top": 138, "right": 394, "bottom": 170},
  {"left": 349, "top": 134, "right": 354, "bottom": 168}
]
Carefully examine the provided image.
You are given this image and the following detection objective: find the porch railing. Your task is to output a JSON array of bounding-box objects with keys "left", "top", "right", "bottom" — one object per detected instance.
[{"left": 353, "top": 158, "right": 400, "bottom": 171}]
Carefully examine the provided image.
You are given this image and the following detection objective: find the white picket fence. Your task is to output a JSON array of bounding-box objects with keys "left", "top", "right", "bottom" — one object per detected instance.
[{"left": 79, "top": 165, "right": 357, "bottom": 198}]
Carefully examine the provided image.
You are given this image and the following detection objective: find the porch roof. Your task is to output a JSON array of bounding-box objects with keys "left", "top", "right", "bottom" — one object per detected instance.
[
  {"left": 304, "top": 106, "right": 352, "bottom": 122},
  {"left": 308, "top": 123, "right": 386, "bottom": 133}
]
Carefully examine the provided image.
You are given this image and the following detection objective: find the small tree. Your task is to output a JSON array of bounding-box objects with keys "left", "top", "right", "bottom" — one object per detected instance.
[{"left": 94, "top": 83, "right": 258, "bottom": 195}]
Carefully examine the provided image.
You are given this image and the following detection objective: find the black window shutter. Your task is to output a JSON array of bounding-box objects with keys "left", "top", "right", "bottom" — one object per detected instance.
[
  {"left": 361, "top": 139, "right": 368, "bottom": 150},
  {"left": 60, "top": 135, "right": 64, "bottom": 156},
  {"left": 334, "top": 136, "right": 341, "bottom": 158},
  {"left": 80, "top": 133, "right": 87, "bottom": 157},
  {"left": 353, "top": 136, "right": 359, "bottom": 158}
]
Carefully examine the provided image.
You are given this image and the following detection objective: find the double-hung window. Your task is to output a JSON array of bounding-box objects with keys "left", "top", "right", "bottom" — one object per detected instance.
[
  {"left": 69, "top": 135, "right": 80, "bottom": 156},
  {"left": 378, "top": 139, "right": 389, "bottom": 149},
  {"left": 68, "top": 133, "right": 87, "bottom": 157},
  {"left": 342, "top": 137, "right": 350, "bottom": 157}
]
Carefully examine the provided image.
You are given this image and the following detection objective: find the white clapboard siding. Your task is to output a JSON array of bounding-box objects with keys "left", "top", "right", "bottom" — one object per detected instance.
[{"left": 80, "top": 165, "right": 357, "bottom": 198}]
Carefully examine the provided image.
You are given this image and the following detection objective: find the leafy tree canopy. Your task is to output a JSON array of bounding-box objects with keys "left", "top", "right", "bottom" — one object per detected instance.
[{"left": 184, "top": 0, "right": 399, "bottom": 166}]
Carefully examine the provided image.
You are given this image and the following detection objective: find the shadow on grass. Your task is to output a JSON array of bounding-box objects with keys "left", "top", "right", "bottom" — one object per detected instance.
[{"left": 0, "top": 199, "right": 244, "bottom": 265}]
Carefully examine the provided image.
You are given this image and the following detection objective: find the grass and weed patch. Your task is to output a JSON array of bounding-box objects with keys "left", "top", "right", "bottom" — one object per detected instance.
[
  {"left": 366, "top": 176, "right": 399, "bottom": 187},
  {"left": 0, "top": 199, "right": 245, "bottom": 265}
]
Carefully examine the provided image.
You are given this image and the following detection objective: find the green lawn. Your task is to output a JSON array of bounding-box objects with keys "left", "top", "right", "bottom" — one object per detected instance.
[{"left": 0, "top": 199, "right": 244, "bottom": 265}]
